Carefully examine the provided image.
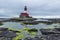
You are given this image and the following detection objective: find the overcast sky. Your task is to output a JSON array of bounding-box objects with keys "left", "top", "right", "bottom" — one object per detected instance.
[{"left": 0, "top": 0, "right": 60, "bottom": 18}]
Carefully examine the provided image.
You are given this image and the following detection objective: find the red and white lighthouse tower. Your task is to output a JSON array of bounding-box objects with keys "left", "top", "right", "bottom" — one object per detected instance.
[{"left": 20, "top": 6, "right": 30, "bottom": 18}]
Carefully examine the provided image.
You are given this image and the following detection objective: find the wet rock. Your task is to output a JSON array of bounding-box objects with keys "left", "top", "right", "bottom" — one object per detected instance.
[
  {"left": 5, "top": 31, "right": 16, "bottom": 38},
  {"left": 0, "top": 37, "right": 7, "bottom": 40},
  {"left": 55, "top": 28, "right": 60, "bottom": 31},
  {"left": 0, "top": 30, "right": 9, "bottom": 37},
  {"left": 24, "top": 37, "right": 33, "bottom": 40},
  {"left": 40, "top": 28, "right": 60, "bottom": 40},
  {"left": 0, "top": 28, "right": 17, "bottom": 40},
  {"left": 40, "top": 34, "right": 60, "bottom": 40},
  {"left": 12, "top": 30, "right": 21, "bottom": 33},
  {"left": 0, "top": 28, "right": 8, "bottom": 31},
  {"left": 28, "top": 28, "right": 38, "bottom": 32},
  {"left": 18, "top": 39, "right": 22, "bottom": 40},
  {"left": 0, "top": 37, "right": 12, "bottom": 40},
  {"left": 0, "top": 22, "right": 3, "bottom": 26}
]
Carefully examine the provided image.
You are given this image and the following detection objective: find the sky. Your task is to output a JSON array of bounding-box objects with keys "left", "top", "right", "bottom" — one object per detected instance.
[{"left": 0, "top": 0, "right": 60, "bottom": 18}]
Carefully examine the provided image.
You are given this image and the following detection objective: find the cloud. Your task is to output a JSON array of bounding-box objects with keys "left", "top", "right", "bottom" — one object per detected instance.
[
  {"left": 0, "top": 9, "right": 6, "bottom": 13},
  {"left": 0, "top": 8, "right": 18, "bottom": 17},
  {"left": 0, "top": 0, "right": 60, "bottom": 18}
]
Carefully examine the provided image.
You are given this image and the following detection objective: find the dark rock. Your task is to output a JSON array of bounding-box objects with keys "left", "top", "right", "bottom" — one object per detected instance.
[
  {"left": 5, "top": 31, "right": 16, "bottom": 38},
  {"left": 0, "top": 22, "right": 3, "bottom": 26},
  {"left": 0, "top": 28, "right": 8, "bottom": 31},
  {"left": 24, "top": 37, "right": 33, "bottom": 40},
  {"left": 55, "top": 28, "right": 60, "bottom": 31},
  {"left": 0, "top": 37, "right": 12, "bottom": 40},
  {"left": 0, "top": 28, "right": 18, "bottom": 40},
  {"left": 0, "top": 30, "right": 8, "bottom": 37},
  {"left": 28, "top": 28, "right": 38, "bottom": 32},
  {"left": 32, "top": 36, "right": 43, "bottom": 40},
  {"left": 13, "top": 30, "right": 21, "bottom": 33}
]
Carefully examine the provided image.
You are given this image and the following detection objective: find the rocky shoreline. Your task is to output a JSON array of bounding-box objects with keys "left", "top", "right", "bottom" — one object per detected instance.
[
  {"left": 24, "top": 28, "right": 60, "bottom": 40},
  {"left": 0, "top": 28, "right": 60, "bottom": 40},
  {"left": 0, "top": 28, "right": 21, "bottom": 40}
]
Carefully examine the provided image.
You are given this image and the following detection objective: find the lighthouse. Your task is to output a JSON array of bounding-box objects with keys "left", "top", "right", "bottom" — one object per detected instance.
[{"left": 20, "top": 6, "right": 31, "bottom": 18}]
